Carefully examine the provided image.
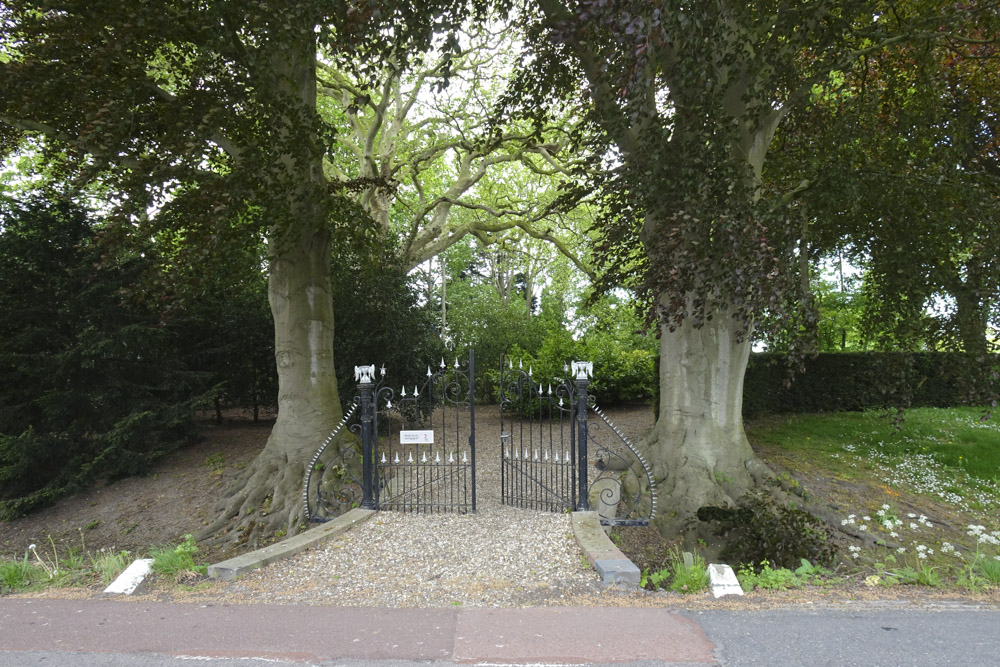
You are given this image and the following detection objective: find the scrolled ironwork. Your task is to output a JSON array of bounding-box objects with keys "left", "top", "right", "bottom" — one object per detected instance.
[
  {"left": 373, "top": 350, "right": 476, "bottom": 514},
  {"left": 499, "top": 355, "right": 579, "bottom": 512},
  {"left": 586, "top": 406, "right": 656, "bottom": 526}
]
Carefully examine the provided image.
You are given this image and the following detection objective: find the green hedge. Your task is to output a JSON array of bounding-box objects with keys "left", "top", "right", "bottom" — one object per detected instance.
[{"left": 743, "top": 352, "right": 999, "bottom": 417}]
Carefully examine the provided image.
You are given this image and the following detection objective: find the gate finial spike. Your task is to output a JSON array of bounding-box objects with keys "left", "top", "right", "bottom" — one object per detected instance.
[
  {"left": 381, "top": 452, "right": 386, "bottom": 464},
  {"left": 413, "top": 385, "right": 419, "bottom": 397},
  {"left": 462, "top": 451, "right": 468, "bottom": 463},
  {"left": 427, "top": 365, "right": 432, "bottom": 377},
  {"left": 401, "top": 386, "right": 407, "bottom": 397},
  {"left": 380, "top": 364, "right": 386, "bottom": 377},
  {"left": 422, "top": 452, "right": 427, "bottom": 463},
  {"left": 508, "top": 358, "right": 513, "bottom": 369},
  {"left": 440, "top": 357, "right": 446, "bottom": 369},
  {"left": 386, "top": 400, "right": 392, "bottom": 409},
  {"left": 547, "top": 384, "right": 552, "bottom": 395},
  {"left": 408, "top": 452, "right": 414, "bottom": 463},
  {"left": 449, "top": 452, "right": 455, "bottom": 463},
  {"left": 394, "top": 452, "right": 400, "bottom": 463},
  {"left": 528, "top": 365, "right": 533, "bottom": 377},
  {"left": 454, "top": 357, "right": 459, "bottom": 369},
  {"left": 435, "top": 452, "right": 441, "bottom": 463},
  {"left": 518, "top": 358, "right": 523, "bottom": 369}
]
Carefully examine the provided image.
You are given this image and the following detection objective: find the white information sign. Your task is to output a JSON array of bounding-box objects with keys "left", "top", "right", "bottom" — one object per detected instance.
[{"left": 400, "top": 430, "right": 434, "bottom": 444}]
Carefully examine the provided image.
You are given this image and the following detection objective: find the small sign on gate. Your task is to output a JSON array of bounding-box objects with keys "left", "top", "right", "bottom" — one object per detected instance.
[{"left": 400, "top": 430, "right": 434, "bottom": 444}]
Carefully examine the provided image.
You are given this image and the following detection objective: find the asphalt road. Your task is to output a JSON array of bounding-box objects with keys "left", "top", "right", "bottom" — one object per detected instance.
[{"left": 1, "top": 599, "right": 998, "bottom": 666}]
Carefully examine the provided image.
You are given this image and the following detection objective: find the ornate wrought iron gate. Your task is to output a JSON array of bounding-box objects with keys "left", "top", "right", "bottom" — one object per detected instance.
[
  {"left": 304, "top": 351, "right": 476, "bottom": 521},
  {"left": 499, "top": 357, "right": 585, "bottom": 513},
  {"left": 306, "top": 351, "right": 653, "bottom": 526},
  {"left": 499, "top": 356, "right": 656, "bottom": 526},
  {"left": 373, "top": 352, "right": 476, "bottom": 513}
]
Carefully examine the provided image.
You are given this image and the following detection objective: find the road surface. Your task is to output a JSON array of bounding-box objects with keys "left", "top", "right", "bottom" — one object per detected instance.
[{"left": 1, "top": 599, "right": 998, "bottom": 665}]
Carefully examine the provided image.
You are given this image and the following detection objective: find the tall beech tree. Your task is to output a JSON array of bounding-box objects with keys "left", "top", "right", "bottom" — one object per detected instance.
[
  {"left": 512, "top": 1, "right": 998, "bottom": 543},
  {"left": 317, "top": 28, "right": 592, "bottom": 273},
  {"left": 0, "top": 0, "right": 531, "bottom": 546}
]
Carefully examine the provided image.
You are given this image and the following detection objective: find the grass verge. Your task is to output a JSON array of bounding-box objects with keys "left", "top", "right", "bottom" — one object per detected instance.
[{"left": 619, "top": 407, "right": 1000, "bottom": 593}]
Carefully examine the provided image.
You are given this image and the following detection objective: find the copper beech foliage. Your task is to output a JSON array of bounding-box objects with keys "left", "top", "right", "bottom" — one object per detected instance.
[{"left": 501, "top": 1, "right": 997, "bottom": 354}]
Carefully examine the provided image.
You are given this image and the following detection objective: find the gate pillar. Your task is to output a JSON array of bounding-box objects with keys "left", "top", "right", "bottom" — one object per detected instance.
[
  {"left": 572, "top": 361, "right": 593, "bottom": 511},
  {"left": 356, "top": 364, "right": 377, "bottom": 510}
]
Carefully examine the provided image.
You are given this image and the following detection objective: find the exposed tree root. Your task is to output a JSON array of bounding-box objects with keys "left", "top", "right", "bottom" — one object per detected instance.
[
  {"left": 640, "top": 428, "right": 859, "bottom": 561},
  {"left": 195, "top": 452, "right": 308, "bottom": 551}
]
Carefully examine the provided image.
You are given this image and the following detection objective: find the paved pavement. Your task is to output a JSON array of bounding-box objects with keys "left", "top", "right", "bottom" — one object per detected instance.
[{"left": 2, "top": 598, "right": 999, "bottom": 665}]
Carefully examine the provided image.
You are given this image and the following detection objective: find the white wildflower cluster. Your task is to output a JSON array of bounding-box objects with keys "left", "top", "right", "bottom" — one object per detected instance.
[
  {"left": 848, "top": 545, "right": 862, "bottom": 559},
  {"left": 875, "top": 504, "right": 904, "bottom": 534},
  {"left": 841, "top": 514, "right": 872, "bottom": 532},
  {"left": 839, "top": 444, "right": 998, "bottom": 513},
  {"left": 908, "top": 513, "right": 933, "bottom": 528},
  {"left": 967, "top": 525, "right": 1000, "bottom": 546}
]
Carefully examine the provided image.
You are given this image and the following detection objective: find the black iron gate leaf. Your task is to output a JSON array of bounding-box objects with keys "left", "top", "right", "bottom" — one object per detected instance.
[
  {"left": 304, "top": 351, "right": 476, "bottom": 520},
  {"left": 375, "top": 351, "right": 476, "bottom": 513}
]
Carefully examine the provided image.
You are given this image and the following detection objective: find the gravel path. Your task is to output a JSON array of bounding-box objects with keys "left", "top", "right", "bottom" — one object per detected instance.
[{"left": 207, "top": 404, "right": 656, "bottom": 608}]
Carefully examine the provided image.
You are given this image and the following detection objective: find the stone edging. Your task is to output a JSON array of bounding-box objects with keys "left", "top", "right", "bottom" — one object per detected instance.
[
  {"left": 207, "top": 508, "right": 377, "bottom": 581},
  {"left": 570, "top": 511, "right": 641, "bottom": 585}
]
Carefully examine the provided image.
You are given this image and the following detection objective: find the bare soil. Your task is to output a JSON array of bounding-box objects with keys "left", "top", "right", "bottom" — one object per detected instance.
[{"left": 0, "top": 412, "right": 270, "bottom": 564}]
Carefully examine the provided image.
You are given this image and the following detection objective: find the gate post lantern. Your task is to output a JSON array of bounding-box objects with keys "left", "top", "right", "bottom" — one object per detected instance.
[
  {"left": 356, "top": 364, "right": 377, "bottom": 510},
  {"left": 572, "top": 361, "right": 593, "bottom": 511}
]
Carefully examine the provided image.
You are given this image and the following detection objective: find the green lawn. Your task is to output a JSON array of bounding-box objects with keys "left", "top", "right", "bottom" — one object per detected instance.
[
  {"left": 750, "top": 407, "right": 1000, "bottom": 490},
  {"left": 742, "top": 407, "right": 1000, "bottom": 591}
]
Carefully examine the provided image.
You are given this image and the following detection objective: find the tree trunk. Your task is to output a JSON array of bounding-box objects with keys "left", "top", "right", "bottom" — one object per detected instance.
[
  {"left": 644, "top": 309, "right": 772, "bottom": 546},
  {"left": 198, "top": 23, "right": 344, "bottom": 550},
  {"left": 199, "top": 226, "right": 343, "bottom": 550},
  {"left": 953, "top": 280, "right": 988, "bottom": 358}
]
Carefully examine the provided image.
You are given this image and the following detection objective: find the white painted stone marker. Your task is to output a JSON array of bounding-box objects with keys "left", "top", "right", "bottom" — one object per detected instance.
[
  {"left": 707, "top": 563, "right": 744, "bottom": 598},
  {"left": 103, "top": 558, "right": 153, "bottom": 595}
]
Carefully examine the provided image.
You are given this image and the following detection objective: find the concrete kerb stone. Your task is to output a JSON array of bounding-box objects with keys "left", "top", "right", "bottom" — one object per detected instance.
[
  {"left": 571, "top": 511, "right": 641, "bottom": 585},
  {"left": 207, "top": 508, "right": 376, "bottom": 580}
]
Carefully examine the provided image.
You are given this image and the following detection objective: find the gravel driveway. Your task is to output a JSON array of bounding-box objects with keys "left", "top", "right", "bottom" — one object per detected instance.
[{"left": 209, "top": 404, "right": 656, "bottom": 607}]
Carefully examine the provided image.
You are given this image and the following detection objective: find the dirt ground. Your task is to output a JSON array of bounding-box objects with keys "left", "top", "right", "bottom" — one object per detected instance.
[
  {"left": 0, "top": 413, "right": 270, "bottom": 564},
  {"left": 0, "top": 405, "right": 657, "bottom": 565}
]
